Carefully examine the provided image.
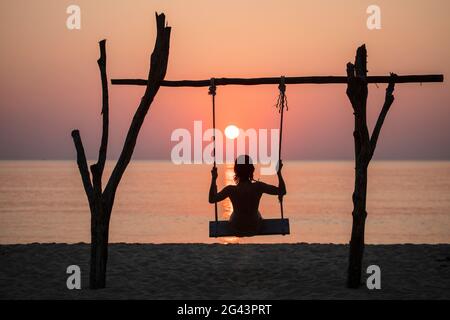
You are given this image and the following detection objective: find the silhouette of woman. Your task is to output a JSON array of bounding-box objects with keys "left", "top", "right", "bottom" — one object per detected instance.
[{"left": 209, "top": 155, "right": 286, "bottom": 235}]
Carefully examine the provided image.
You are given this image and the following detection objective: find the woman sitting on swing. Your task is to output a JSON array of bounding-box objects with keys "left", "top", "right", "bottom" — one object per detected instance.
[{"left": 208, "top": 155, "right": 286, "bottom": 235}]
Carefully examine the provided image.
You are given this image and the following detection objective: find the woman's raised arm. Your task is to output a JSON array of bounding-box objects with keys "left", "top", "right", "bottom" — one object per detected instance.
[
  {"left": 208, "top": 167, "right": 231, "bottom": 203},
  {"left": 258, "top": 160, "right": 286, "bottom": 196}
]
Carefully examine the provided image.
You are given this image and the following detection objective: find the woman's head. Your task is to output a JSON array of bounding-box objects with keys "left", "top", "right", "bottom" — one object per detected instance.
[{"left": 234, "top": 155, "right": 255, "bottom": 183}]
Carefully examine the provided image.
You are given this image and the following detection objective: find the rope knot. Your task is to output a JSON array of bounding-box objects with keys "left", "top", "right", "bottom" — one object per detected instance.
[
  {"left": 278, "top": 77, "right": 286, "bottom": 94},
  {"left": 275, "top": 76, "right": 288, "bottom": 113},
  {"left": 208, "top": 78, "right": 216, "bottom": 96}
]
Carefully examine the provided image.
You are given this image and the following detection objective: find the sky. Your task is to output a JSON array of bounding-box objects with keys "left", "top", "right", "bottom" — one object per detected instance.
[{"left": 0, "top": 0, "right": 449, "bottom": 160}]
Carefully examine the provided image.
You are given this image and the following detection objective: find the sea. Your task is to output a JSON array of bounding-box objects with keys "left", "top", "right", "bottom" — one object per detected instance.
[{"left": 0, "top": 161, "right": 449, "bottom": 244}]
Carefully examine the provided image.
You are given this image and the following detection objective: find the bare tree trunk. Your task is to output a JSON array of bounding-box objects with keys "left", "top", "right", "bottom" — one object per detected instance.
[
  {"left": 347, "top": 165, "right": 368, "bottom": 288},
  {"left": 345, "top": 45, "right": 396, "bottom": 288},
  {"left": 89, "top": 208, "right": 111, "bottom": 288},
  {"left": 71, "top": 12, "right": 171, "bottom": 289}
]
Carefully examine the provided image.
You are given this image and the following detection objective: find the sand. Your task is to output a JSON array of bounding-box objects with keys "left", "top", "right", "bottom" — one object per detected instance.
[{"left": 0, "top": 243, "right": 449, "bottom": 299}]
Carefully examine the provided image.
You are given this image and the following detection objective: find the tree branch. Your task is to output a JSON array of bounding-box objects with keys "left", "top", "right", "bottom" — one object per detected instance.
[
  {"left": 346, "top": 63, "right": 356, "bottom": 106},
  {"left": 355, "top": 45, "right": 370, "bottom": 165},
  {"left": 346, "top": 45, "right": 371, "bottom": 165},
  {"left": 96, "top": 39, "right": 109, "bottom": 180},
  {"left": 370, "top": 73, "right": 396, "bottom": 159},
  {"left": 71, "top": 130, "right": 94, "bottom": 202},
  {"left": 90, "top": 163, "right": 104, "bottom": 220},
  {"left": 355, "top": 45, "right": 368, "bottom": 79},
  {"left": 103, "top": 12, "right": 171, "bottom": 204},
  {"left": 346, "top": 62, "right": 361, "bottom": 160}
]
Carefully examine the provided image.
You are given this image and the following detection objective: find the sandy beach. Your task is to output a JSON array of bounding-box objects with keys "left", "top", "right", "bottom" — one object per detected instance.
[{"left": 0, "top": 243, "right": 449, "bottom": 299}]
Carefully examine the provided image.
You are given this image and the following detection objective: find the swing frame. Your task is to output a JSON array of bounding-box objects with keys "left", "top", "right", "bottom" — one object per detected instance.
[{"left": 111, "top": 74, "right": 442, "bottom": 239}]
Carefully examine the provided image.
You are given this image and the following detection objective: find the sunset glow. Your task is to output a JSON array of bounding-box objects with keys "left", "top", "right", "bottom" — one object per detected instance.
[
  {"left": 0, "top": 0, "right": 448, "bottom": 161},
  {"left": 0, "top": 0, "right": 448, "bottom": 301}
]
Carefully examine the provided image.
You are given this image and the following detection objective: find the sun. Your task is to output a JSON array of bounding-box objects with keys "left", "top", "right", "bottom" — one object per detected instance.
[{"left": 224, "top": 124, "right": 240, "bottom": 140}]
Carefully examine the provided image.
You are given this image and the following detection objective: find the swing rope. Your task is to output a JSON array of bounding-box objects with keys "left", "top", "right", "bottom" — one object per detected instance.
[
  {"left": 275, "top": 76, "right": 287, "bottom": 220},
  {"left": 208, "top": 78, "right": 218, "bottom": 224},
  {"left": 209, "top": 76, "right": 288, "bottom": 232}
]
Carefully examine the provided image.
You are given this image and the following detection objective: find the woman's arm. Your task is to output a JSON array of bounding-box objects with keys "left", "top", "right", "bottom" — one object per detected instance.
[
  {"left": 208, "top": 167, "right": 231, "bottom": 203},
  {"left": 259, "top": 160, "right": 287, "bottom": 196}
]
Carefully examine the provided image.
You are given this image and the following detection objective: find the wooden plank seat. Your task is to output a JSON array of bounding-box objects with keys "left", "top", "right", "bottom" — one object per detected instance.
[{"left": 209, "top": 218, "right": 290, "bottom": 237}]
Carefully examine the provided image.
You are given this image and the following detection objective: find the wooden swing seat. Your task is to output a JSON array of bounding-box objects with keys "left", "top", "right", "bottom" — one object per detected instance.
[{"left": 209, "top": 218, "right": 290, "bottom": 237}]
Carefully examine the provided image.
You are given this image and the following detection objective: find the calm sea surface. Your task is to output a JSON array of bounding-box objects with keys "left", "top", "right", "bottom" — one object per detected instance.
[{"left": 0, "top": 161, "right": 449, "bottom": 244}]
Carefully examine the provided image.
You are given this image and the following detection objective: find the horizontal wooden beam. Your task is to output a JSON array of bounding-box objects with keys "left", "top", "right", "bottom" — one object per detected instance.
[{"left": 111, "top": 74, "right": 443, "bottom": 87}]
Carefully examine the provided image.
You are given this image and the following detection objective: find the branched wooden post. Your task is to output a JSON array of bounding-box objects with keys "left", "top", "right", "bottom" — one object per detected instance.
[
  {"left": 346, "top": 44, "right": 396, "bottom": 288},
  {"left": 71, "top": 12, "right": 171, "bottom": 289}
]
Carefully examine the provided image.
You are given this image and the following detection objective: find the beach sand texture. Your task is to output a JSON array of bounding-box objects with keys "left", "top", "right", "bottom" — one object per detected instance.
[{"left": 0, "top": 243, "right": 449, "bottom": 299}]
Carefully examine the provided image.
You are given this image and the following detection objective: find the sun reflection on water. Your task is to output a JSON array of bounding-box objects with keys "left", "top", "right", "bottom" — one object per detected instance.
[{"left": 221, "top": 163, "right": 239, "bottom": 244}]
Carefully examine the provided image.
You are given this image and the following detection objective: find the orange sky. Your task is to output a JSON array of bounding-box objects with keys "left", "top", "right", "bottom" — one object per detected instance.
[{"left": 0, "top": 0, "right": 449, "bottom": 160}]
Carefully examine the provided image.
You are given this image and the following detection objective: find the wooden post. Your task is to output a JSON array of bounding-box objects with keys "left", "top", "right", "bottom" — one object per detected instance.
[
  {"left": 71, "top": 12, "right": 171, "bottom": 289},
  {"left": 345, "top": 44, "right": 397, "bottom": 288}
]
